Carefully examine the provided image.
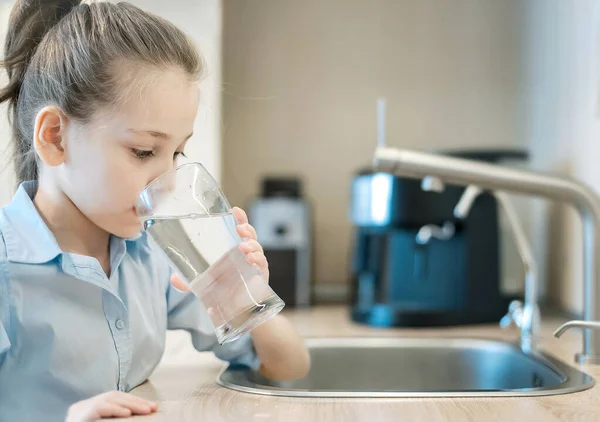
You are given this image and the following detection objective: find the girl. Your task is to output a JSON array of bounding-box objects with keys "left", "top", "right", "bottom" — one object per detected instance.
[{"left": 0, "top": 1, "right": 311, "bottom": 421}]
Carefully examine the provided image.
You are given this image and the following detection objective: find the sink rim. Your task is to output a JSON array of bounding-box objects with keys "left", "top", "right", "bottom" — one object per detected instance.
[{"left": 217, "top": 336, "right": 596, "bottom": 398}]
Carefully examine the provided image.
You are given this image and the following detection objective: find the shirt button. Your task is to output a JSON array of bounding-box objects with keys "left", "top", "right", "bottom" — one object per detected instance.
[{"left": 115, "top": 319, "right": 125, "bottom": 330}]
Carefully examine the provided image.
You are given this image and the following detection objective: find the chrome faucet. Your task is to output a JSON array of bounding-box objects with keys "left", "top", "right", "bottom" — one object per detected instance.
[{"left": 373, "top": 146, "right": 600, "bottom": 364}]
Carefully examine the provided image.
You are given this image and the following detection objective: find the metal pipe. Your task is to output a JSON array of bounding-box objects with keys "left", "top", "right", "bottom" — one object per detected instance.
[
  {"left": 554, "top": 320, "right": 600, "bottom": 338},
  {"left": 454, "top": 185, "right": 540, "bottom": 352},
  {"left": 374, "top": 146, "right": 600, "bottom": 364},
  {"left": 453, "top": 185, "right": 483, "bottom": 219}
]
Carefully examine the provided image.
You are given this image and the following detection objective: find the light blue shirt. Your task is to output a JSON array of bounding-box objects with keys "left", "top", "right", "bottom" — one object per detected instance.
[{"left": 0, "top": 182, "right": 260, "bottom": 422}]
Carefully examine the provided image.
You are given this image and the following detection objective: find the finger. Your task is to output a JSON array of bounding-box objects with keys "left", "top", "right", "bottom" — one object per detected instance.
[
  {"left": 253, "top": 261, "right": 269, "bottom": 280},
  {"left": 236, "top": 223, "right": 258, "bottom": 241},
  {"left": 232, "top": 206, "right": 248, "bottom": 225},
  {"left": 108, "top": 393, "right": 157, "bottom": 414},
  {"left": 111, "top": 401, "right": 153, "bottom": 415},
  {"left": 170, "top": 274, "right": 190, "bottom": 292},
  {"left": 247, "top": 252, "right": 268, "bottom": 269},
  {"left": 239, "top": 239, "right": 264, "bottom": 254},
  {"left": 95, "top": 402, "right": 132, "bottom": 419}
]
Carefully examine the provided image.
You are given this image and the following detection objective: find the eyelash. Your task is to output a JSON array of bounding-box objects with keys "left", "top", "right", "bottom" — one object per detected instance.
[
  {"left": 131, "top": 149, "right": 186, "bottom": 161},
  {"left": 132, "top": 149, "right": 155, "bottom": 160}
]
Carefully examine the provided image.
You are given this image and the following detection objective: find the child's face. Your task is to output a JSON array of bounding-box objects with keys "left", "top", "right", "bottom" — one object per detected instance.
[{"left": 57, "top": 68, "right": 200, "bottom": 238}]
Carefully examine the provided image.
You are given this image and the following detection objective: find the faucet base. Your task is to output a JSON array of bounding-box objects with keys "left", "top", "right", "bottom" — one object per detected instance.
[{"left": 576, "top": 354, "right": 600, "bottom": 365}]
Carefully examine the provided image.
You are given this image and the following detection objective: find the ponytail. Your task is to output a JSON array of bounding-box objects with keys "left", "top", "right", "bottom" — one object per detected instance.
[{"left": 1, "top": 1, "right": 81, "bottom": 183}]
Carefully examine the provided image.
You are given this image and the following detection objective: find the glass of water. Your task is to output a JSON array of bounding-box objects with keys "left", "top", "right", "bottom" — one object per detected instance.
[{"left": 136, "top": 163, "right": 285, "bottom": 344}]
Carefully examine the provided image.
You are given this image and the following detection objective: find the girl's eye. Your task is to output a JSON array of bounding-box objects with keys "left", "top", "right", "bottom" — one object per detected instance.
[
  {"left": 132, "top": 149, "right": 155, "bottom": 160},
  {"left": 174, "top": 151, "right": 187, "bottom": 160}
]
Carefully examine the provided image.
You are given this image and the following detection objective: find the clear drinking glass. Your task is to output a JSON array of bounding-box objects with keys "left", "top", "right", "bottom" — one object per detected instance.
[{"left": 136, "top": 162, "right": 285, "bottom": 344}]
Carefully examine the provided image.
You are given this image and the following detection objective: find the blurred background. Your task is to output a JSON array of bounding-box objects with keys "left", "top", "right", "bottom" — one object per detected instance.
[{"left": 1, "top": 0, "right": 599, "bottom": 325}]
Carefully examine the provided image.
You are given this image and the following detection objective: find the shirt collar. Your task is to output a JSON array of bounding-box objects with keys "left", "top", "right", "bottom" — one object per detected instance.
[
  {"left": 0, "top": 181, "right": 146, "bottom": 264},
  {"left": 0, "top": 182, "right": 61, "bottom": 264}
]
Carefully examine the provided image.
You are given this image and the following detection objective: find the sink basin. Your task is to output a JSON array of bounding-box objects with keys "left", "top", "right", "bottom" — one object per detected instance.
[{"left": 217, "top": 337, "right": 595, "bottom": 397}]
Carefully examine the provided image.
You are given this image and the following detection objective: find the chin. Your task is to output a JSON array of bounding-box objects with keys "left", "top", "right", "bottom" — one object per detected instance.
[
  {"left": 120, "top": 227, "right": 144, "bottom": 239},
  {"left": 105, "top": 222, "right": 143, "bottom": 239}
]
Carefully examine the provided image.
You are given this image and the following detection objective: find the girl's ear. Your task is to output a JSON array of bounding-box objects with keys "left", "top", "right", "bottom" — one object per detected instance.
[{"left": 33, "top": 106, "right": 69, "bottom": 167}]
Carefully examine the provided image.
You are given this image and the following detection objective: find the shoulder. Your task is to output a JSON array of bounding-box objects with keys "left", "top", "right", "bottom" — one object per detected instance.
[
  {"left": 0, "top": 227, "right": 13, "bottom": 303},
  {"left": 0, "top": 226, "right": 12, "bottom": 355},
  {"left": 0, "top": 227, "right": 9, "bottom": 282}
]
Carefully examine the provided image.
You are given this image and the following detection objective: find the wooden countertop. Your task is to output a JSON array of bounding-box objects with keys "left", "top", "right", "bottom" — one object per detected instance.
[{"left": 125, "top": 306, "right": 600, "bottom": 421}]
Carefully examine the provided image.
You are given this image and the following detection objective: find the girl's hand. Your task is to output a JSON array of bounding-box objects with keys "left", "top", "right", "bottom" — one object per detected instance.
[
  {"left": 65, "top": 391, "right": 157, "bottom": 422},
  {"left": 233, "top": 206, "right": 270, "bottom": 282},
  {"left": 170, "top": 206, "right": 269, "bottom": 291}
]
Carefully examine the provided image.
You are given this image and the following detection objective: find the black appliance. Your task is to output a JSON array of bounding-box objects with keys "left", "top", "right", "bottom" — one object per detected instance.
[{"left": 349, "top": 149, "right": 528, "bottom": 327}]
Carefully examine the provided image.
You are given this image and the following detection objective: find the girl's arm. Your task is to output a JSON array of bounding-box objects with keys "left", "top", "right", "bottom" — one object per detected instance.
[
  {"left": 252, "top": 314, "right": 311, "bottom": 380},
  {"left": 233, "top": 206, "right": 311, "bottom": 380}
]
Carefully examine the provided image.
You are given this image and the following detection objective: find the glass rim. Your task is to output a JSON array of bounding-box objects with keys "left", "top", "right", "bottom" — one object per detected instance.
[{"left": 136, "top": 161, "right": 233, "bottom": 218}]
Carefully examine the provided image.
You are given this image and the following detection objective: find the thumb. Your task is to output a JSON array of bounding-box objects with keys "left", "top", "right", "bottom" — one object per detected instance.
[{"left": 170, "top": 274, "right": 190, "bottom": 292}]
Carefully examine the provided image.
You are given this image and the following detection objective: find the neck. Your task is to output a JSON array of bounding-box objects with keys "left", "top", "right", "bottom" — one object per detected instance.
[{"left": 33, "top": 179, "right": 110, "bottom": 264}]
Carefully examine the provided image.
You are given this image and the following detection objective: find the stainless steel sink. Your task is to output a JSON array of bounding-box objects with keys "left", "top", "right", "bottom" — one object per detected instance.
[{"left": 217, "top": 337, "right": 595, "bottom": 397}]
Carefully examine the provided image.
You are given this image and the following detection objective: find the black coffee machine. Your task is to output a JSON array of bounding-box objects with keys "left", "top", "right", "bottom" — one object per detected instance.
[{"left": 349, "top": 149, "right": 528, "bottom": 327}]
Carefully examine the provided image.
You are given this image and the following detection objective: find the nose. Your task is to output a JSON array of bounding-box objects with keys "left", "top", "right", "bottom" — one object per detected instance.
[{"left": 138, "top": 161, "right": 178, "bottom": 216}]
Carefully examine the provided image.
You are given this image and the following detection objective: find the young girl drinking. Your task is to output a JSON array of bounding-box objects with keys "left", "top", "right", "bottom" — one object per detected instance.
[{"left": 0, "top": 1, "right": 310, "bottom": 421}]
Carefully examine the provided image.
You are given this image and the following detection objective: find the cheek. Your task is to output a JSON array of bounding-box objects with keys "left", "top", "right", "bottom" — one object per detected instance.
[
  {"left": 66, "top": 135, "right": 110, "bottom": 176},
  {"left": 103, "top": 156, "right": 148, "bottom": 204},
  {"left": 64, "top": 141, "right": 136, "bottom": 208}
]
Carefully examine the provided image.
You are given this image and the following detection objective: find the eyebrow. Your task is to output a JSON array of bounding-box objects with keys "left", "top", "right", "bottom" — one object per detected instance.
[{"left": 127, "top": 129, "right": 193, "bottom": 141}]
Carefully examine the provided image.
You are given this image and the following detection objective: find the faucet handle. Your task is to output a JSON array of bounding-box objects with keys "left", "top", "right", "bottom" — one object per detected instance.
[
  {"left": 500, "top": 300, "right": 524, "bottom": 329},
  {"left": 553, "top": 320, "right": 600, "bottom": 338}
]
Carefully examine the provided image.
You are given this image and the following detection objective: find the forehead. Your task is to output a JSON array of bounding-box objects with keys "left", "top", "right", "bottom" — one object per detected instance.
[{"left": 98, "top": 63, "right": 200, "bottom": 135}]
